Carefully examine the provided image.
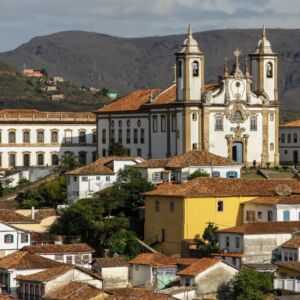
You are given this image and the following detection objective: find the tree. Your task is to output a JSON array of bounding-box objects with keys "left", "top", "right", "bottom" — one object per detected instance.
[
  {"left": 197, "top": 222, "right": 219, "bottom": 256},
  {"left": 188, "top": 169, "right": 209, "bottom": 180},
  {"left": 61, "top": 152, "right": 80, "bottom": 170},
  {"left": 40, "top": 68, "right": 48, "bottom": 77},
  {"left": 108, "top": 142, "right": 128, "bottom": 156}
]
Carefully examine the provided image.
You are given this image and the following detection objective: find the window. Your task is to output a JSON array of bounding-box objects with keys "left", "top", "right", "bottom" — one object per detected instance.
[
  {"left": 106, "top": 176, "right": 110, "bottom": 182},
  {"left": 246, "top": 210, "right": 255, "bottom": 222},
  {"left": 23, "top": 153, "right": 30, "bottom": 167},
  {"left": 8, "top": 131, "right": 16, "bottom": 143},
  {"left": 192, "top": 113, "right": 197, "bottom": 121},
  {"left": 212, "top": 171, "right": 220, "bottom": 178},
  {"left": 118, "top": 129, "right": 122, "bottom": 143},
  {"left": 126, "top": 129, "right": 131, "bottom": 144},
  {"left": 37, "top": 153, "right": 44, "bottom": 166},
  {"left": 192, "top": 143, "right": 198, "bottom": 150},
  {"left": 51, "top": 131, "right": 58, "bottom": 143},
  {"left": 294, "top": 133, "right": 298, "bottom": 143},
  {"left": 215, "top": 114, "right": 223, "bottom": 131},
  {"left": 102, "top": 129, "right": 106, "bottom": 144},
  {"left": 161, "top": 115, "right": 166, "bottom": 132},
  {"left": 79, "top": 152, "right": 87, "bottom": 165},
  {"left": 4, "top": 234, "right": 13, "bottom": 244},
  {"left": 37, "top": 131, "right": 44, "bottom": 143},
  {"left": 178, "top": 60, "right": 182, "bottom": 78},
  {"left": 52, "top": 154, "right": 59, "bottom": 166},
  {"left": 153, "top": 116, "right": 158, "bottom": 132},
  {"left": 155, "top": 200, "right": 160, "bottom": 212},
  {"left": 270, "top": 143, "right": 274, "bottom": 151},
  {"left": 281, "top": 133, "right": 285, "bottom": 143},
  {"left": 102, "top": 149, "right": 106, "bottom": 157},
  {"left": 111, "top": 120, "right": 115, "bottom": 128},
  {"left": 66, "top": 256, "right": 72, "bottom": 264},
  {"left": 268, "top": 210, "right": 273, "bottom": 221},
  {"left": 134, "top": 129, "right": 138, "bottom": 144},
  {"left": 192, "top": 61, "right": 199, "bottom": 76},
  {"left": 21, "top": 233, "right": 28, "bottom": 243},
  {"left": 137, "top": 120, "right": 141, "bottom": 127},
  {"left": 225, "top": 236, "right": 230, "bottom": 248},
  {"left": 127, "top": 120, "right": 130, "bottom": 127},
  {"left": 250, "top": 116, "right": 257, "bottom": 131},
  {"left": 110, "top": 129, "right": 115, "bottom": 143},
  {"left": 137, "top": 148, "right": 142, "bottom": 157},
  {"left": 140, "top": 129, "right": 145, "bottom": 144},
  {"left": 73, "top": 176, "right": 77, "bottom": 182},
  {"left": 233, "top": 111, "right": 242, "bottom": 121},
  {"left": 270, "top": 113, "right": 274, "bottom": 121},
  {"left": 170, "top": 200, "right": 175, "bottom": 213},
  {"left": 65, "top": 130, "right": 72, "bottom": 144},
  {"left": 83, "top": 255, "right": 90, "bottom": 264},
  {"left": 96, "top": 176, "right": 100, "bottom": 180},
  {"left": 152, "top": 172, "right": 161, "bottom": 182},
  {"left": 9, "top": 153, "right": 16, "bottom": 167},
  {"left": 92, "top": 131, "right": 97, "bottom": 143},
  {"left": 23, "top": 131, "right": 30, "bottom": 143},
  {"left": 171, "top": 115, "right": 176, "bottom": 132},
  {"left": 288, "top": 133, "right": 291, "bottom": 143},
  {"left": 217, "top": 200, "right": 224, "bottom": 212},
  {"left": 266, "top": 62, "right": 273, "bottom": 78},
  {"left": 257, "top": 211, "right": 262, "bottom": 220},
  {"left": 232, "top": 257, "right": 237, "bottom": 266},
  {"left": 235, "top": 237, "right": 240, "bottom": 249},
  {"left": 75, "top": 255, "right": 81, "bottom": 265},
  {"left": 283, "top": 210, "right": 290, "bottom": 221},
  {"left": 79, "top": 131, "right": 86, "bottom": 144},
  {"left": 82, "top": 177, "right": 88, "bottom": 182},
  {"left": 118, "top": 120, "right": 122, "bottom": 127},
  {"left": 0, "top": 153, "right": 2, "bottom": 167}
]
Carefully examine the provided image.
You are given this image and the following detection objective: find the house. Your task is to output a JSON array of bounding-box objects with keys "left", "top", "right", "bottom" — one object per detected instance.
[
  {"left": 30, "top": 232, "right": 62, "bottom": 246},
  {"left": 129, "top": 253, "right": 178, "bottom": 290},
  {"left": 91, "top": 256, "right": 128, "bottom": 288},
  {"left": 213, "top": 221, "right": 300, "bottom": 268},
  {"left": 0, "top": 109, "right": 96, "bottom": 168},
  {"left": 176, "top": 258, "right": 237, "bottom": 299},
  {"left": 0, "top": 250, "right": 61, "bottom": 296},
  {"left": 135, "top": 150, "right": 242, "bottom": 183},
  {"left": 66, "top": 156, "right": 143, "bottom": 203},
  {"left": 17, "top": 264, "right": 103, "bottom": 300},
  {"left": 23, "top": 69, "right": 43, "bottom": 78},
  {"left": 143, "top": 177, "right": 300, "bottom": 255},
  {"left": 107, "top": 287, "right": 176, "bottom": 299},
  {"left": 51, "top": 94, "right": 64, "bottom": 101},
  {"left": 243, "top": 195, "right": 300, "bottom": 223},
  {"left": 21, "top": 243, "right": 95, "bottom": 269},
  {"left": 278, "top": 235, "right": 300, "bottom": 262}
]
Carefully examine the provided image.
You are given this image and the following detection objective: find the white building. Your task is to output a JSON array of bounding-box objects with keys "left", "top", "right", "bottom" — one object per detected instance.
[
  {"left": 0, "top": 109, "right": 97, "bottom": 169},
  {"left": 21, "top": 243, "right": 95, "bottom": 269},
  {"left": 66, "top": 156, "right": 143, "bottom": 203},
  {"left": 243, "top": 195, "right": 300, "bottom": 223},
  {"left": 135, "top": 150, "right": 242, "bottom": 183},
  {"left": 96, "top": 26, "right": 279, "bottom": 167},
  {"left": 280, "top": 120, "right": 300, "bottom": 165},
  {"left": 213, "top": 221, "right": 300, "bottom": 268}
]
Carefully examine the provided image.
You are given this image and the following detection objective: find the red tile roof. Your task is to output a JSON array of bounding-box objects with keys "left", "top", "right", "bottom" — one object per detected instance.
[
  {"left": 243, "top": 195, "right": 300, "bottom": 206},
  {"left": 276, "top": 261, "right": 300, "bottom": 273},
  {"left": 211, "top": 252, "right": 244, "bottom": 258},
  {"left": 135, "top": 159, "right": 171, "bottom": 169},
  {"left": 218, "top": 221, "right": 300, "bottom": 235},
  {"left": 177, "top": 258, "right": 221, "bottom": 276},
  {"left": 107, "top": 288, "right": 176, "bottom": 299},
  {"left": 92, "top": 256, "right": 128, "bottom": 267},
  {"left": 129, "top": 253, "right": 177, "bottom": 268},
  {"left": 0, "top": 210, "right": 34, "bottom": 223},
  {"left": 143, "top": 178, "right": 300, "bottom": 198},
  {"left": 22, "top": 243, "right": 95, "bottom": 254},
  {"left": 0, "top": 250, "right": 61, "bottom": 269},
  {"left": 281, "top": 236, "right": 300, "bottom": 249}
]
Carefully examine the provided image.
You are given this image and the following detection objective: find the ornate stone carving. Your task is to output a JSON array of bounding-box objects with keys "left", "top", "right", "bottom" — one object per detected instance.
[
  {"left": 225, "top": 101, "right": 249, "bottom": 124},
  {"left": 230, "top": 124, "right": 246, "bottom": 138}
]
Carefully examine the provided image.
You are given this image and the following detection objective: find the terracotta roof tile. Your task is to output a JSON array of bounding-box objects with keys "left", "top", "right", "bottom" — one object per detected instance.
[
  {"left": 211, "top": 252, "right": 244, "bottom": 258},
  {"left": 0, "top": 250, "right": 61, "bottom": 269},
  {"left": 92, "top": 256, "right": 128, "bottom": 267},
  {"left": 0, "top": 295, "right": 16, "bottom": 300},
  {"left": 280, "top": 120, "right": 300, "bottom": 128},
  {"left": 143, "top": 178, "right": 300, "bottom": 198},
  {"left": 129, "top": 253, "right": 177, "bottom": 267},
  {"left": 276, "top": 261, "right": 300, "bottom": 273},
  {"left": 22, "top": 243, "right": 95, "bottom": 254},
  {"left": 281, "top": 236, "right": 300, "bottom": 249},
  {"left": 244, "top": 195, "right": 300, "bottom": 206},
  {"left": 175, "top": 258, "right": 200, "bottom": 266},
  {"left": 135, "top": 159, "right": 171, "bottom": 169},
  {"left": 218, "top": 221, "right": 300, "bottom": 234},
  {"left": 147, "top": 85, "right": 176, "bottom": 106},
  {"left": 30, "top": 232, "right": 61, "bottom": 243},
  {"left": 177, "top": 258, "right": 221, "bottom": 276},
  {"left": 107, "top": 288, "right": 176, "bottom": 299},
  {"left": 0, "top": 210, "right": 33, "bottom": 223}
]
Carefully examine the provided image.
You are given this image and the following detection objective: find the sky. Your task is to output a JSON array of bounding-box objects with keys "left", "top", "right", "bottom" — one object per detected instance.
[{"left": 1, "top": 0, "right": 300, "bottom": 51}]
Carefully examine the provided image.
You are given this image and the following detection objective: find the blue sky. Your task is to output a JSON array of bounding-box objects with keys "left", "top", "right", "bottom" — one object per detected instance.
[{"left": 0, "top": 0, "right": 300, "bottom": 51}]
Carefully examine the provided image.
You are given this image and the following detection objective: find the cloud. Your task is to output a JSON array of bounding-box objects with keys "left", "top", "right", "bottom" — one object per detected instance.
[{"left": 0, "top": 0, "right": 300, "bottom": 51}]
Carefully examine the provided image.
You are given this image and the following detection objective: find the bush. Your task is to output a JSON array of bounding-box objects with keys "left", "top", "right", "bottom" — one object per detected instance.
[{"left": 188, "top": 169, "right": 209, "bottom": 180}]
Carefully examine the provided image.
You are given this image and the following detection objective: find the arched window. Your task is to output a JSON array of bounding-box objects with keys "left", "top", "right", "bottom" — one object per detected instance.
[
  {"left": 288, "top": 133, "right": 292, "bottom": 143},
  {"left": 192, "top": 113, "right": 197, "bottom": 121},
  {"left": 217, "top": 200, "right": 224, "bottom": 212},
  {"left": 250, "top": 116, "right": 257, "bottom": 131},
  {"left": 294, "top": 133, "right": 298, "bottom": 143},
  {"left": 30, "top": 284, "right": 34, "bottom": 296},
  {"left": 37, "top": 153, "right": 44, "bottom": 166},
  {"left": 178, "top": 60, "right": 182, "bottom": 78},
  {"left": 23, "top": 130, "right": 30, "bottom": 143},
  {"left": 8, "top": 131, "right": 16, "bottom": 143},
  {"left": 4, "top": 234, "right": 13, "bottom": 243},
  {"left": 233, "top": 111, "right": 243, "bottom": 121},
  {"left": 266, "top": 62, "right": 273, "bottom": 78},
  {"left": 37, "top": 130, "right": 44, "bottom": 143},
  {"left": 9, "top": 153, "right": 16, "bottom": 167},
  {"left": 23, "top": 153, "right": 30, "bottom": 167},
  {"left": 51, "top": 154, "right": 59, "bottom": 166},
  {"left": 51, "top": 130, "right": 58, "bottom": 143},
  {"left": 270, "top": 143, "right": 274, "bottom": 151},
  {"left": 281, "top": 133, "right": 285, "bottom": 143},
  {"left": 78, "top": 151, "right": 87, "bottom": 165},
  {"left": 192, "top": 61, "right": 199, "bottom": 77}
]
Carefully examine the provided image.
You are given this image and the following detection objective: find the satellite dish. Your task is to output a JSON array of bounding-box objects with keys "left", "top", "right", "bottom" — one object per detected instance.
[{"left": 273, "top": 184, "right": 292, "bottom": 196}]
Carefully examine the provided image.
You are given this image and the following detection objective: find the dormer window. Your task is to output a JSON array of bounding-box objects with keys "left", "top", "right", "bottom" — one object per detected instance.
[{"left": 192, "top": 61, "right": 199, "bottom": 77}]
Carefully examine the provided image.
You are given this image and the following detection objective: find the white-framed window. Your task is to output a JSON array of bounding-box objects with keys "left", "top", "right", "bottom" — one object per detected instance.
[
  {"left": 152, "top": 172, "right": 161, "bottom": 182},
  {"left": 4, "top": 234, "right": 13, "bottom": 244},
  {"left": 83, "top": 255, "right": 90, "bottom": 264},
  {"left": 106, "top": 176, "right": 110, "bottom": 182},
  {"left": 82, "top": 177, "right": 88, "bottom": 182},
  {"left": 250, "top": 116, "right": 257, "bottom": 131},
  {"left": 66, "top": 256, "right": 72, "bottom": 264},
  {"left": 55, "top": 255, "right": 63, "bottom": 261},
  {"left": 215, "top": 113, "right": 223, "bottom": 131},
  {"left": 96, "top": 176, "right": 100, "bottom": 181},
  {"left": 75, "top": 255, "right": 81, "bottom": 265},
  {"left": 21, "top": 233, "right": 28, "bottom": 243}
]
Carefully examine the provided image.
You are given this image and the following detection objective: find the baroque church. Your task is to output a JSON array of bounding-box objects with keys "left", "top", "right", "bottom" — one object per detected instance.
[{"left": 96, "top": 26, "right": 279, "bottom": 167}]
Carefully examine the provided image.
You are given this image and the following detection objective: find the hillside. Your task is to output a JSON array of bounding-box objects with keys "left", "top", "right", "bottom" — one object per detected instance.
[
  {"left": 1, "top": 29, "right": 300, "bottom": 114},
  {"left": 0, "top": 60, "right": 110, "bottom": 112}
]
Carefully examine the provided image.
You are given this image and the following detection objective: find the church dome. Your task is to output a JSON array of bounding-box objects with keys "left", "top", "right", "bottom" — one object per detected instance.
[
  {"left": 179, "top": 24, "right": 201, "bottom": 54},
  {"left": 254, "top": 26, "right": 274, "bottom": 54}
]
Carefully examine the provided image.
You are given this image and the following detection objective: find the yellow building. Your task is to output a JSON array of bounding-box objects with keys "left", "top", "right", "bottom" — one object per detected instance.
[{"left": 143, "top": 177, "right": 300, "bottom": 255}]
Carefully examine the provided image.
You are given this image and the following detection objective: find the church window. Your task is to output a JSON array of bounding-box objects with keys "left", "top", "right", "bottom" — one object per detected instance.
[
  {"left": 134, "top": 129, "right": 138, "bottom": 144},
  {"left": 137, "top": 120, "right": 141, "bottom": 127},
  {"left": 102, "top": 129, "right": 106, "bottom": 144},
  {"left": 270, "top": 113, "right": 274, "bottom": 121},
  {"left": 161, "top": 115, "right": 166, "bottom": 132},
  {"left": 37, "top": 130, "right": 44, "bottom": 143},
  {"left": 235, "top": 81, "right": 241, "bottom": 88},
  {"left": 111, "top": 120, "right": 115, "bottom": 128},
  {"left": 233, "top": 111, "right": 243, "bottom": 122},
  {"left": 250, "top": 116, "right": 257, "bottom": 131},
  {"left": 118, "top": 120, "right": 122, "bottom": 127},
  {"left": 215, "top": 114, "right": 223, "bottom": 131},
  {"left": 192, "top": 113, "right": 197, "bottom": 121},
  {"left": 281, "top": 133, "right": 285, "bottom": 143},
  {"left": 126, "top": 129, "right": 130, "bottom": 144},
  {"left": 23, "top": 131, "right": 30, "bottom": 143},
  {"left": 8, "top": 131, "right": 16, "bottom": 144},
  {"left": 266, "top": 62, "right": 273, "bottom": 78},
  {"left": 270, "top": 143, "right": 274, "bottom": 151},
  {"left": 294, "top": 133, "right": 298, "bottom": 143},
  {"left": 192, "top": 61, "right": 199, "bottom": 77},
  {"left": 153, "top": 116, "right": 158, "bottom": 133},
  {"left": 287, "top": 133, "right": 291, "bottom": 143},
  {"left": 110, "top": 129, "right": 115, "bottom": 143},
  {"left": 178, "top": 60, "right": 182, "bottom": 78},
  {"left": 140, "top": 129, "right": 145, "bottom": 144},
  {"left": 51, "top": 130, "right": 58, "bottom": 143},
  {"left": 171, "top": 115, "right": 176, "bottom": 132}
]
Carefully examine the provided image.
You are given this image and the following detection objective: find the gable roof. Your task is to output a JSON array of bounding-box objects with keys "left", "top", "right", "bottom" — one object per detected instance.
[
  {"left": 281, "top": 236, "right": 300, "bottom": 249},
  {"left": 0, "top": 250, "right": 61, "bottom": 270},
  {"left": 218, "top": 221, "right": 300, "bottom": 235},
  {"left": 22, "top": 243, "right": 95, "bottom": 254},
  {"left": 92, "top": 256, "right": 128, "bottom": 267},
  {"left": 276, "top": 261, "right": 300, "bottom": 273},
  {"left": 0, "top": 209, "right": 34, "bottom": 223},
  {"left": 107, "top": 288, "right": 176, "bottom": 299},
  {"left": 134, "top": 158, "right": 171, "bottom": 169},
  {"left": 243, "top": 195, "right": 300, "bottom": 206},
  {"left": 176, "top": 258, "right": 221, "bottom": 276},
  {"left": 129, "top": 253, "right": 177, "bottom": 268},
  {"left": 143, "top": 178, "right": 300, "bottom": 198}
]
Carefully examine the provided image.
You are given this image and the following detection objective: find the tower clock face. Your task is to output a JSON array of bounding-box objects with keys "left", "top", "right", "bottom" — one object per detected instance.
[{"left": 230, "top": 80, "right": 245, "bottom": 99}]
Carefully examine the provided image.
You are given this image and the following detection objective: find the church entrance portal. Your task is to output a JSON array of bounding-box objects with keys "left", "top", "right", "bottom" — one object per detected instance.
[{"left": 232, "top": 142, "right": 243, "bottom": 163}]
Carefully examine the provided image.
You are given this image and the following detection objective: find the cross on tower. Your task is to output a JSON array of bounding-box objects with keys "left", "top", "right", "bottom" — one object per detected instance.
[{"left": 233, "top": 48, "right": 241, "bottom": 67}]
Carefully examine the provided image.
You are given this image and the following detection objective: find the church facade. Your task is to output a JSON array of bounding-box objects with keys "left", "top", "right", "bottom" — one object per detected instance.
[{"left": 96, "top": 26, "right": 279, "bottom": 167}]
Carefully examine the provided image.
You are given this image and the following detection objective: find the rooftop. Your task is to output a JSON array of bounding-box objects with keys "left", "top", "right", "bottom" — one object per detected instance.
[
  {"left": 177, "top": 258, "right": 221, "bottom": 276},
  {"left": 129, "top": 253, "right": 177, "bottom": 268},
  {"left": 0, "top": 209, "right": 34, "bottom": 224},
  {"left": 0, "top": 250, "right": 61, "bottom": 269},
  {"left": 92, "top": 256, "right": 128, "bottom": 268},
  {"left": 107, "top": 288, "right": 176, "bottom": 299},
  {"left": 280, "top": 120, "right": 300, "bottom": 128},
  {"left": 22, "top": 243, "right": 95, "bottom": 254},
  {"left": 218, "top": 221, "right": 300, "bottom": 235},
  {"left": 244, "top": 195, "right": 300, "bottom": 206},
  {"left": 281, "top": 236, "right": 300, "bottom": 249},
  {"left": 143, "top": 178, "right": 300, "bottom": 198},
  {"left": 276, "top": 261, "right": 300, "bottom": 273}
]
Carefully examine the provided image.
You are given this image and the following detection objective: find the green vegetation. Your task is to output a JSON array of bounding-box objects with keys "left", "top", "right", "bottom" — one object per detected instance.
[
  {"left": 241, "top": 172, "right": 265, "bottom": 179},
  {"left": 108, "top": 142, "right": 128, "bottom": 156},
  {"left": 218, "top": 268, "right": 273, "bottom": 300},
  {"left": 188, "top": 169, "right": 209, "bottom": 180},
  {"left": 196, "top": 222, "right": 219, "bottom": 256}
]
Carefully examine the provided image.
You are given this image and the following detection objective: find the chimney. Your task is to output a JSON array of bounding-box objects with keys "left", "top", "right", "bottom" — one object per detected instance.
[
  {"left": 103, "top": 249, "right": 109, "bottom": 258},
  {"left": 31, "top": 207, "right": 35, "bottom": 220}
]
